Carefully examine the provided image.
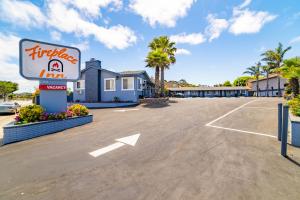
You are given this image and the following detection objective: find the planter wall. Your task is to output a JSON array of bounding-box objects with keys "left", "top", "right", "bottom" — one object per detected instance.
[
  {"left": 139, "top": 98, "right": 169, "bottom": 104},
  {"left": 68, "top": 102, "right": 138, "bottom": 108},
  {"left": 2, "top": 115, "right": 93, "bottom": 145},
  {"left": 290, "top": 114, "right": 300, "bottom": 147}
]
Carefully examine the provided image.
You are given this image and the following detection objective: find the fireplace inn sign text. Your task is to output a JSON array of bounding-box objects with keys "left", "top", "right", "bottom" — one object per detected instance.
[{"left": 20, "top": 39, "right": 80, "bottom": 81}]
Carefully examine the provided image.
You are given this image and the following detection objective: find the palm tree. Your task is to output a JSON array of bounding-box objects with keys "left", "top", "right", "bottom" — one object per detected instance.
[
  {"left": 145, "top": 49, "right": 170, "bottom": 97},
  {"left": 280, "top": 57, "right": 300, "bottom": 97},
  {"left": 244, "top": 62, "right": 262, "bottom": 97},
  {"left": 149, "top": 36, "right": 176, "bottom": 96},
  {"left": 261, "top": 43, "right": 292, "bottom": 97},
  {"left": 262, "top": 65, "right": 271, "bottom": 97}
]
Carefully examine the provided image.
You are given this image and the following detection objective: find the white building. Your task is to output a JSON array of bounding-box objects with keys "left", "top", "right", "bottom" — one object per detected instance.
[{"left": 249, "top": 74, "right": 287, "bottom": 97}]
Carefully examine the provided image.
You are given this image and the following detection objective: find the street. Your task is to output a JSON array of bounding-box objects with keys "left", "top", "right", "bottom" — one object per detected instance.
[{"left": 0, "top": 98, "right": 299, "bottom": 200}]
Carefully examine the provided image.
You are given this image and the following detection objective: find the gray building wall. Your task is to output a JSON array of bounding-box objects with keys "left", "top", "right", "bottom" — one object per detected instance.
[
  {"left": 73, "top": 73, "right": 85, "bottom": 102},
  {"left": 101, "top": 71, "right": 139, "bottom": 102}
]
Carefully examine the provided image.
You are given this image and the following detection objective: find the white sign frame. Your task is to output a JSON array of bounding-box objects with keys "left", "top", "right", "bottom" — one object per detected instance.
[{"left": 19, "top": 39, "right": 81, "bottom": 81}]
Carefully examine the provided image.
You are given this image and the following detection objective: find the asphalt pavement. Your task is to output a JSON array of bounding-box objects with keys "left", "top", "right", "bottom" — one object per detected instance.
[{"left": 0, "top": 97, "right": 299, "bottom": 200}]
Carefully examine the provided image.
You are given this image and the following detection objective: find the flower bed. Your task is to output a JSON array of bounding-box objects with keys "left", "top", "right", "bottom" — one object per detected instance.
[{"left": 2, "top": 104, "right": 93, "bottom": 145}]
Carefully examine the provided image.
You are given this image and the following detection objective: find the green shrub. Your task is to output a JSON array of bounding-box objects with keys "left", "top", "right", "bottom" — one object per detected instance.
[
  {"left": 19, "top": 105, "right": 44, "bottom": 123},
  {"left": 68, "top": 104, "right": 89, "bottom": 116},
  {"left": 288, "top": 97, "right": 300, "bottom": 116}
]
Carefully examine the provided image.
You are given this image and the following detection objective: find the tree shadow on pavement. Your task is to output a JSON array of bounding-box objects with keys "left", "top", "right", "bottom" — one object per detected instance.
[{"left": 142, "top": 102, "right": 170, "bottom": 108}]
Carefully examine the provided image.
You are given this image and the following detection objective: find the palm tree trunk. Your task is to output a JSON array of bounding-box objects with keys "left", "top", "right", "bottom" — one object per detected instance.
[
  {"left": 160, "top": 67, "right": 165, "bottom": 97},
  {"left": 290, "top": 77, "right": 299, "bottom": 97},
  {"left": 256, "top": 76, "right": 259, "bottom": 97},
  {"left": 155, "top": 66, "right": 160, "bottom": 97},
  {"left": 266, "top": 72, "right": 269, "bottom": 97},
  {"left": 277, "top": 75, "right": 281, "bottom": 97}
]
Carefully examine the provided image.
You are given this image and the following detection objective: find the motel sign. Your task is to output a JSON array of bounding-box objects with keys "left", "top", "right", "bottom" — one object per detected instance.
[
  {"left": 19, "top": 39, "right": 80, "bottom": 81},
  {"left": 19, "top": 39, "right": 81, "bottom": 112}
]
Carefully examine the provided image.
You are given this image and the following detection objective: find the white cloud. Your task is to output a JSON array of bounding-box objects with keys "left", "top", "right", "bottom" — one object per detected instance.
[
  {"left": 289, "top": 36, "right": 300, "bottom": 44},
  {"left": 0, "top": 33, "right": 37, "bottom": 92},
  {"left": 69, "top": 0, "right": 123, "bottom": 18},
  {"left": 238, "top": 0, "right": 252, "bottom": 9},
  {"left": 50, "top": 31, "right": 62, "bottom": 41},
  {"left": 175, "top": 48, "right": 191, "bottom": 55},
  {"left": 229, "top": 8, "right": 277, "bottom": 35},
  {"left": 0, "top": 0, "right": 46, "bottom": 28},
  {"left": 170, "top": 33, "right": 205, "bottom": 45},
  {"left": 71, "top": 41, "right": 89, "bottom": 51},
  {"left": 46, "top": 0, "right": 137, "bottom": 49},
  {"left": 205, "top": 14, "right": 228, "bottom": 42},
  {"left": 129, "top": 0, "right": 196, "bottom": 27}
]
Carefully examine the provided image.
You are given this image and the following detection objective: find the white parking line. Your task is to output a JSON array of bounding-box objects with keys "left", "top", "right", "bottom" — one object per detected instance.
[
  {"left": 207, "top": 124, "right": 276, "bottom": 138},
  {"left": 205, "top": 100, "right": 276, "bottom": 139},
  {"left": 113, "top": 108, "right": 139, "bottom": 112},
  {"left": 206, "top": 100, "right": 256, "bottom": 126}
]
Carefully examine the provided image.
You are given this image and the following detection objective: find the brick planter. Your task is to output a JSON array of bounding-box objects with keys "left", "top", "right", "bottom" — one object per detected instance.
[
  {"left": 2, "top": 115, "right": 93, "bottom": 145},
  {"left": 290, "top": 114, "right": 300, "bottom": 147}
]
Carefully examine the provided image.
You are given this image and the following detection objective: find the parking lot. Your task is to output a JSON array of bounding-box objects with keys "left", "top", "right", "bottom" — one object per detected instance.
[{"left": 0, "top": 98, "right": 300, "bottom": 200}]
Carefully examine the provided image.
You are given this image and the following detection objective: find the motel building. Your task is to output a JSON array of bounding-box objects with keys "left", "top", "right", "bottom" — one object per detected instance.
[
  {"left": 248, "top": 74, "right": 287, "bottom": 97},
  {"left": 168, "top": 86, "right": 250, "bottom": 97},
  {"left": 73, "top": 58, "right": 155, "bottom": 103}
]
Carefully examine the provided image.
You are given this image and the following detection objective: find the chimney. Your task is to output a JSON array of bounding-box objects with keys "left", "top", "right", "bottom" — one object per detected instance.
[{"left": 86, "top": 58, "right": 101, "bottom": 69}]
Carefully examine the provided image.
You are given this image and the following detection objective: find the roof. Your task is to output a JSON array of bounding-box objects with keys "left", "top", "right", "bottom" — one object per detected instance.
[
  {"left": 119, "top": 70, "right": 146, "bottom": 75},
  {"left": 168, "top": 86, "right": 250, "bottom": 91},
  {"left": 248, "top": 74, "right": 280, "bottom": 82}
]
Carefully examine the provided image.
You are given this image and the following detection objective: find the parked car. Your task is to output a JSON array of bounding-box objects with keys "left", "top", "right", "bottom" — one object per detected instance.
[
  {"left": 174, "top": 93, "right": 185, "bottom": 98},
  {"left": 0, "top": 102, "right": 21, "bottom": 114}
]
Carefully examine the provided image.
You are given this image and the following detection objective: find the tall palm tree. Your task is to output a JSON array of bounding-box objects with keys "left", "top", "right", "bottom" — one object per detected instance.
[
  {"left": 149, "top": 36, "right": 176, "bottom": 96},
  {"left": 145, "top": 49, "right": 170, "bottom": 97},
  {"left": 261, "top": 43, "right": 292, "bottom": 97},
  {"left": 244, "top": 62, "right": 262, "bottom": 97},
  {"left": 262, "top": 65, "right": 271, "bottom": 97}
]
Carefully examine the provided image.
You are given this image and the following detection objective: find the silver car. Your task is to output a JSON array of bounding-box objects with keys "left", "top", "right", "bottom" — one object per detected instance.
[{"left": 0, "top": 102, "right": 21, "bottom": 114}]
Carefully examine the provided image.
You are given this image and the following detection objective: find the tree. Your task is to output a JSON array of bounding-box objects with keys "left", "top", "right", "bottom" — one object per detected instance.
[
  {"left": 280, "top": 57, "right": 300, "bottom": 97},
  {"left": 223, "top": 80, "right": 232, "bottom": 87},
  {"left": 244, "top": 62, "right": 262, "bottom": 97},
  {"left": 148, "top": 36, "right": 176, "bottom": 96},
  {"left": 0, "top": 81, "right": 18, "bottom": 101},
  {"left": 233, "top": 76, "right": 252, "bottom": 86},
  {"left": 262, "top": 65, "right": 272, "bottom": 97},
  {"left": 145, "top": 49, "right": 170, "bottom": 97},
  {"left": 261, "top": 43, "right": 292, "bottom": 97}
]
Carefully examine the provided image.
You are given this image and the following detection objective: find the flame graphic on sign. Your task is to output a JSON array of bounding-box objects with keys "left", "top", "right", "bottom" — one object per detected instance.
[{"left": 52, "top": 62, "right": 59, "bottom": 68}]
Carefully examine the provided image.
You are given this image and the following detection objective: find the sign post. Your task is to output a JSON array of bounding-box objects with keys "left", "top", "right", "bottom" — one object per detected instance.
[{"left": 20, "top": 39, "right": 81, "bottom": 113}]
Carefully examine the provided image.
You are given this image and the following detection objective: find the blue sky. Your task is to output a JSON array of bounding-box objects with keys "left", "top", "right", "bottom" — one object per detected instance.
[{"left": 0, "top": 0, "right": 300, "bottom": 92}]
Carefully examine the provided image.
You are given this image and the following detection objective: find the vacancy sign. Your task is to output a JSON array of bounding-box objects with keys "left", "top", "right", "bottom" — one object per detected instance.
[
  {"left": 39, "top": 84, "right": 67, "bottom": 90},
  {"left": 20, "top": 39, "right": 81, "bottom": 81}
]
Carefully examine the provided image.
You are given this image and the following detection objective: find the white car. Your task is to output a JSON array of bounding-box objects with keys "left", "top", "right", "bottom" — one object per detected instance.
[{"left": 0, "top": 102, "right": 21, "bottom": 114}]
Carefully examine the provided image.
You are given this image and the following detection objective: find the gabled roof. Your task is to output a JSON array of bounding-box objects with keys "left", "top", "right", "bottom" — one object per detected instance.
[
  {"left": 248, "top": 74, "right": 280, "bottom": 82},
  {"left": 119, "top": 70, "right": 145, "bottom": 75}
]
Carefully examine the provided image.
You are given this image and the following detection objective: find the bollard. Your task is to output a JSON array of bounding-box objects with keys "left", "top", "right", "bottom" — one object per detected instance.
[
  {"left": 281, "top": 105, "right": 289, "bottom": 157},
  {"left": 278, "top": 103, "right": 282, "bottom": 141}
]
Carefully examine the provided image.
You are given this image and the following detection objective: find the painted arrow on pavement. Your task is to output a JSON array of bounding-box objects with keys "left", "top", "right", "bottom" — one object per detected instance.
[{"left": 89, "top": 134, "right": 140, "bottom": 157}]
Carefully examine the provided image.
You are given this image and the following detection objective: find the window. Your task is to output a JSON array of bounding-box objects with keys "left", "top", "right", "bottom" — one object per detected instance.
[
  {"left": 104, "top": 78, "right": 115, "bottom": 91},
  {"left": 137, "top": 77, "right": 143, "bottom": 91},
  {"left": 76, "top": 80, "right": 85, "bottom": 90},
  {"left": 122, "top": 77, "right": 134, "bottom": 90}
]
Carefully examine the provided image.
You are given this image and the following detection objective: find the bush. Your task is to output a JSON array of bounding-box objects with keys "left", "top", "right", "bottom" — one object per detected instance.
[
  {"left": 18, "top": 105, "right": 44, "bottom": 123},
  {"left": 288, "top": 96, "right": 300, "bottom": 117},
  {"left": 68, "top": 104, "right": 89, "bottom": 116}
]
